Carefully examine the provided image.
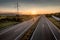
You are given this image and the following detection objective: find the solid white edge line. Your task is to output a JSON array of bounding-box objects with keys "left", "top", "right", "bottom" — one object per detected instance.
[
  {"left": 30, "top": 24, "right": 38, "bottom": 40},
  {"left": 30, "top": 17, "right": 41, "bottom": 40},
  {"left": 46, "top": 20, "right": 57, "bottom": 40},
  {"left": 14, "top": 21, "right": 33, "bottom": 40},
  {"left": 15, "top": 24, "right": 32, "bottom": 40},
  {"left": 15, "top": 17, "right": 39, "bottom": 40},
  {"left": 0, "top": 18, "right": 34, "bottom": 35}
]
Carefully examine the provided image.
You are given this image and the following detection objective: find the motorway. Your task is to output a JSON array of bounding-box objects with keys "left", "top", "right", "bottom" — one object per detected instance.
[
  {"left": 0, "top": 16, "right": 39, "bottom": 40},
  {"left": 30, "top": 15, "right": 60, "bottom": 40}
]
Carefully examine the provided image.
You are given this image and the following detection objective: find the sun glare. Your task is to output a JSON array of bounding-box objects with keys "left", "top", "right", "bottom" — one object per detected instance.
[{"left": 31, "top": 10, "right": 37, "bottom": 15}]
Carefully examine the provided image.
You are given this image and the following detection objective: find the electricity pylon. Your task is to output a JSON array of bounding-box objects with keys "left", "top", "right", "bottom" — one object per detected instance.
[{"left": 17, "top": 0, "right": 19, "bottom": 14}]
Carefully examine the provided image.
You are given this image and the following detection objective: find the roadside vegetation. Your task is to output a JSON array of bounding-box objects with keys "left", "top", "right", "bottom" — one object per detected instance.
[
  {"left": 0, "top": 21, "right": 18, "bottom": 30},
  {"left": 45, "top": 12, "right": 60, "bottom": 29},
  {"left": 20, "top": 17, "right": 40, "bottom": 40},
  {"left": 0, "top": 13, "right": 36, "bottom": 30}
]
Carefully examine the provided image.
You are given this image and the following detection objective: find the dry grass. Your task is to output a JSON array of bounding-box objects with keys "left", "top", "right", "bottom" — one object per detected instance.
[
  {"left": 0, "top": 21, "right": 19, "bottom": 30},
  {"left": 20, "top": 17, "right": 40, "bottom": 40},
  {"left": 48, "top": 17, "right": 60, "bottom": 29}
]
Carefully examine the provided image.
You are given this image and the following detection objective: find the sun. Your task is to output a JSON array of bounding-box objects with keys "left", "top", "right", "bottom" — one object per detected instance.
[{"left": 31, "top": 10, "right": 37, "bottom": 15}]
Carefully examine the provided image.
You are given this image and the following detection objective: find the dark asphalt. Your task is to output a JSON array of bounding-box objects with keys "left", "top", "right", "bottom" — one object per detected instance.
[
  {"left": 30, "top": 15, "right": 60, "bottom": 40},
  {"left": 0, "top": 17, "right": 39, "bottom": 40}
]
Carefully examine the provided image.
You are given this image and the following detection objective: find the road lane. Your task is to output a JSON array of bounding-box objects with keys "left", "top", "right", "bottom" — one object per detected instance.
[
  {"left": 0, "top": 16, "right": 40, "bottom": 40},
  {"left": 44, "top": 15, "right": 60, "bottom": 40},
  {"left": 30, "top": 15, "right": 60, "bottom": 40}
]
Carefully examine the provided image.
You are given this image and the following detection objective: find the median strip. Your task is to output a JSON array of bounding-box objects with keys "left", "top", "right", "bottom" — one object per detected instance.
[{"left": 19, "top": 17, "right": 40, "bottom": 40}]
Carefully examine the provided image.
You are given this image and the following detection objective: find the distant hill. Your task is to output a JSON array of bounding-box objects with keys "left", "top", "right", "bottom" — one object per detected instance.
[
  {"left": 45, "top": 12, "right": 60, "bottom": 18},
  {"left": 0, "top": 13, "right": 20, "bottom": 16}
]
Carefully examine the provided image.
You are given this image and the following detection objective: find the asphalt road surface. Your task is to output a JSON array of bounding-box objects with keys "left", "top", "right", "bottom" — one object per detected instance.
[
  {"left": 30, "top": 15, "right": 60, "bottom": 40},
  {"left": 0, "top": 16, "right": 39, "bottom": 40}
]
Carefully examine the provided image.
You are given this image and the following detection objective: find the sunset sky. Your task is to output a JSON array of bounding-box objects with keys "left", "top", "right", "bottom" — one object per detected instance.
[{"left": 0, "top": 0, "right": 60, "bottom": 15}]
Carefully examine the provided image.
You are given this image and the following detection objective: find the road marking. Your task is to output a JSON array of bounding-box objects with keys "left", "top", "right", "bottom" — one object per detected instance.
[
  {"left": 0, "top": 19, "right": 33, "bottom": 35},
  {"left": 15, "top": 23, "right": 34, "bottom": 40},
  {"left": 49, "top": 20, "right": 60, "bottom": 32},
  {"left": 45, "top": 16, "right": 60, "bottom": 32},
  {"left": 0, "top": 24, "right": 21, "bottom": 35},
  {"left": 42, "top": 24, "right": 44, "bottom": 28},
  {"left": 46, "top": 21, "right": 58, "bottom": 40},
  {"left": 14, "top": 17, "right": 39, "bottom": 40},
  {"left": 30, "top": 18, "right": 41, "bottom": 40},
  {"left": 30, "top": 25, "right": 38, "bottom": 40}
]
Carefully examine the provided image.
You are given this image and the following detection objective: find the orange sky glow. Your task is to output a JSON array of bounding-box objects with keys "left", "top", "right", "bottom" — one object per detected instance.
[
  {"left": 0, "top": 6, "right": 60, "bottom": 15},
  {"left": 0, "top": 0, "right": 60, "bottom": 15}
]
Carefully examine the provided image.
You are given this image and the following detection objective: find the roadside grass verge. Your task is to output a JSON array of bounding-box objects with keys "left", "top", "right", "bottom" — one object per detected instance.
[
  {"left": 20, "top": 17, "right": 40, "bottom": 40},
  {"left": 0, "top": 15, "right": 34, "bottom": 30},
  {"left": 0, "top": 21, "right": 19, "bottom": 30},
  {"left": 47, "top": 17, "right": 60, "bottom": 29}
]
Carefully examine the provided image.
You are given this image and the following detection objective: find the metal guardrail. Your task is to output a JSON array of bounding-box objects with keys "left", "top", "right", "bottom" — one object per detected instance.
[{"left": 52, "top": 15, "right": 60, "bottom": 21}]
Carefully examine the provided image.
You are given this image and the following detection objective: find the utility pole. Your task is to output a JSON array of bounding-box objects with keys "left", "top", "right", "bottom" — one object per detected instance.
[
  {"left": 17, "top": 0, "right": 19, "bottom": 14},
  {"left": 16, "top": 0, "right": 19, "bottom": 21}
]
